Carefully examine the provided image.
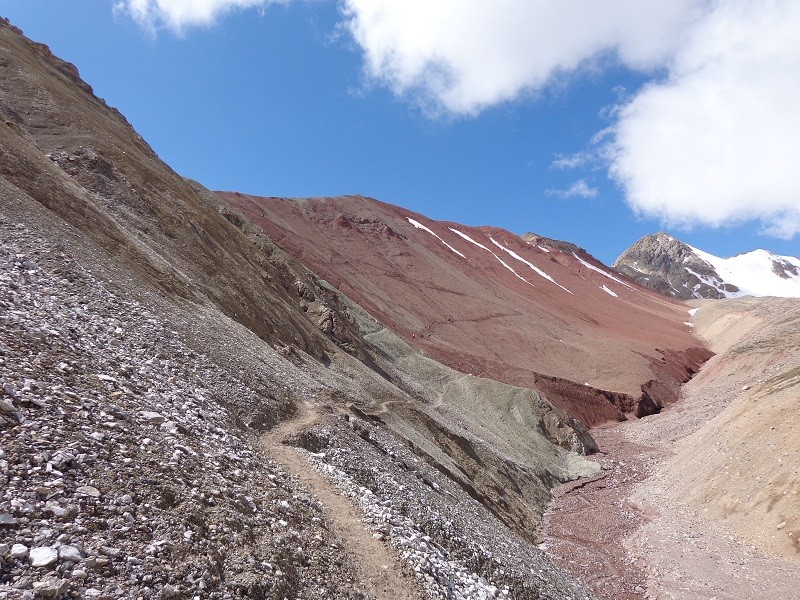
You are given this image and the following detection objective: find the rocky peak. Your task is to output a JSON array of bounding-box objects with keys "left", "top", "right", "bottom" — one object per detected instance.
[{"left": 613, "top": 233, "right": 739, "bottom": 299}]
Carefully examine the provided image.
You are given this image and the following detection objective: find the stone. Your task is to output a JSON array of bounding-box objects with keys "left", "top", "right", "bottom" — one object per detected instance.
[
  {"left": 0, "top": 512, "right": 18, "bottom": 526},
  {"left": 76, "top": 485, "right": 101, "bottom": 498},
  {"left": 11, "top": 543, "right": 29, "bottom": 559},
  {"left": 100, "top": 546, "right": 122, "bottom": 559},
  {"left": 58, "top": 545, "right": 83, "bottom": 562},
  {"left": 31, "top": 577, "right": 69, "bottom": 598},
  {"left": 140, "top": 411, "right": 166, "bottom": 425},
  {"left": 29, "top": 546, "right": 58, "bottom": 567}
]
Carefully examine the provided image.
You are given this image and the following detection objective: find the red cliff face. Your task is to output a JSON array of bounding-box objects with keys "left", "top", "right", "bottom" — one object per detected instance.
[{"left": 218, "top": 192, "right": 712, "bottom": 427}]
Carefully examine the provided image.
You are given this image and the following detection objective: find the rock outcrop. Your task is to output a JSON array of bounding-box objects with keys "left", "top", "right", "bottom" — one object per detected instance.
[
  {"left": 615, "top": 232, "right": 800, "bottom": 299},
  {"left": 613, "top": 233, "right": 739, "bottom": 299}
]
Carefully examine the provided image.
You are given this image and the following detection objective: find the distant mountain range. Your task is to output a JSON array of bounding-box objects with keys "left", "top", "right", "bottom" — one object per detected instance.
[{"left": 614, "top": 232, "right": 800, "bottom": 299}]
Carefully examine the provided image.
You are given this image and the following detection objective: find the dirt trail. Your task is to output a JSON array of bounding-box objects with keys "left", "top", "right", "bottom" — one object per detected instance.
[{"left": 260, "top": 402, "right": 418, "bottom": 600}]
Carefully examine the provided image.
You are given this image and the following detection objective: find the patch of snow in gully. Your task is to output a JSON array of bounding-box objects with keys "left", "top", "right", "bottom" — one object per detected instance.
[
  {"left": 449, "top": 228, "right": 533, "bottom": 285},
  {"left": 685, "top": 267, "right": 724, "bottom": 294},
  {"left": 407, "top": 217, "right": 466, "bottom": 258},
  {"left": 687, "top": 308, "right": 699, "bottom": 317},
  {"left": 491, "top": 238, "right": 572, "bottom": 293},
  {"left": 601, "top": 285, "right": 618, "bottom": 298},
  {"left": 572, "top": 252, "right": 634, "bottom": 289}
]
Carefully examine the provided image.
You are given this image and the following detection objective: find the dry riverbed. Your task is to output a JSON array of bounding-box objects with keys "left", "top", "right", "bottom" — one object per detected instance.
[{"left": 542, "top": 297, "right": 800, "bottom": 600}]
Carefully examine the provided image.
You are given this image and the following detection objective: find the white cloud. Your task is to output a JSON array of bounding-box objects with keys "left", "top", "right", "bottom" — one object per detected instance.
[
  {"left": 608, "top": 0, "right": 800, "bottom": 238},
  {"left": 341, "top": 0, "right": 703, "bottom": 115},
  {"left": 115, "top": 0, "right": 286, "bottom": 32},
  {"left": 116, "top": 0, "right": 800, "bottom": 239},
  {"left": 547, "top": 179, "right": 598, "bottom": 199},
  {"left": 550, "top": 152, "right": 591, "bottom": 171}
]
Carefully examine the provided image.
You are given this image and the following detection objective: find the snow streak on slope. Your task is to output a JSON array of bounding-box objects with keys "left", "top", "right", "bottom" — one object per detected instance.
[
  {"left": 572, "top": 252, "right": 634, "bottom": 290},
  {"left": 449, "top": 228, "right": 532, "bottom": 285},
  {"left": 407, "top": 218, "right": 466, "bottom": 258},
  {"left": 689, "top": 246, "right": 800, "bottom": 298},
  {"left": 490, "top": 238, "right": 572, "bottom": 293},
  {"left": 601, "top": 285, "right": 619, "bottom": 298}
]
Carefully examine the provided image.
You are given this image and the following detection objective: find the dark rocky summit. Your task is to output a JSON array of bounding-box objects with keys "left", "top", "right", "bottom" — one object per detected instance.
[{"left": 614, "top": 232, "right": 739, "bottom": 299}]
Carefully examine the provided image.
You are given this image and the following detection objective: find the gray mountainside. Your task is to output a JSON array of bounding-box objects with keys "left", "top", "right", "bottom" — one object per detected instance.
[
  {"left": 0, "top": 19, "right": 596, "bottom": 599},
  {"left": 614, "top": 233, "right": 739, "bottom": 300}
]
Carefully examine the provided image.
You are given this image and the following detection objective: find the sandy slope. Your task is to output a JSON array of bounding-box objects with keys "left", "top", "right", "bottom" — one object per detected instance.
[
  {"left": 626, "top": 296, "right": 800, "bottom": 598},
  {"left": 631, "top": 297, "right": 800, "bottom": 560}
]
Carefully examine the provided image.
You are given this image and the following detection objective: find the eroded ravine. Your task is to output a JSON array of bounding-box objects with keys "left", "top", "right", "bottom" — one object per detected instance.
[
  {"left": 540, "top": 299, "right": 800, "bottom": 600},
  {"left": 540, "top": 428, "right": 657, "bottom": 599},
  {"left": 260, "top": 402, "right": 418, "bottom": 600}
]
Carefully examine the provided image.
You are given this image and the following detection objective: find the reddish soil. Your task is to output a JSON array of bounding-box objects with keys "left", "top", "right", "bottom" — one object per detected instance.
[
  {"left": 219, "top": 192, "right": 711, "bottom": 426},
  {"left": 541, "top": 426, "right": 657, "bottom": 599}
]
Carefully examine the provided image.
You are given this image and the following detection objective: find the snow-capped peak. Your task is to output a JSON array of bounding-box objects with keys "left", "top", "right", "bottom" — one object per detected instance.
[{"left": 688, "top": 246, "right": 800, "bottom": 298}]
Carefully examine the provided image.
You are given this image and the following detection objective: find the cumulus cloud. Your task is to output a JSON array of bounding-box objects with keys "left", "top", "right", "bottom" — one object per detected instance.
[
  {"left": 115, "top": 0, "right": 286, "bottom": 32},
  {"left": 116, "top": 0, "right": 800, "bottom": 238},
  {"left": 341, "top": 0, "right": 702, "bottom": 115},
  {"left": 546, "top": 180, "right": 598, "bottom": 199},
  {"left": 608, "top": 0, "right": 800, "bottom": 238}
]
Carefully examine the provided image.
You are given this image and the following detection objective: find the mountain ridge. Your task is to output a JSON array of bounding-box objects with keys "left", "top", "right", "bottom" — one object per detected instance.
[
  {"left": 219, "top": 192, "right": 712, "bottom": 427},
  {"left": 615, "top": 232, "right": 800, "bottom": 299},
  {"left": 10, "top": 17, "right": 799, "bottom": 600},
  {"left": 0, "top": 19, "right": 605, "bottom": 598}
]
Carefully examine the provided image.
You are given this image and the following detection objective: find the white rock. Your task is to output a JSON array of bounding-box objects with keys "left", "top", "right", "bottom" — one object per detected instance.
[
  {"left": 10, "top": 543, "right": 28, "bottom": 559},
  {"left": 32, "top": 577, "right": 69, "bottom": 598},
  {"left": 29, "top": 546, "right": 58, "bottom": 567},
  {"left": 140, "top": 411, "right": 166, "bottom": 425},
  {"left": 76, "top": 485, "right": 101, "bottom": 498},
  {"left": 58, "top": 545, "right": 83, "bottom": 562}
]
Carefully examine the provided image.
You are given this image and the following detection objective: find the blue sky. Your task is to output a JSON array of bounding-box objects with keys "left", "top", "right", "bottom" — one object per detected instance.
[{"left": 3, "top": 1, "right": 799, "bottom": 265}]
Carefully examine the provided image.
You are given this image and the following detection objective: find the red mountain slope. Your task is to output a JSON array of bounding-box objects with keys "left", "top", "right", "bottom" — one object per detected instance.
[{"left": 220, "top": 193, "right": 711, "bottom": 426}]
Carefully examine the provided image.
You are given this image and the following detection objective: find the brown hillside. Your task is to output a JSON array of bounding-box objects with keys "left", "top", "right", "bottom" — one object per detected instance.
[{"left": 220, "top": 192, "right": 711, "bottom": 426}]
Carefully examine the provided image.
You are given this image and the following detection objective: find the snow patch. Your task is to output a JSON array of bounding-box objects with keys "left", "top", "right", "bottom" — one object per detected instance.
[
  {"left": 687, "top": 308, "right": 698, "bottom": 316},
  {"left": 688, "top": 246, "right": 800, "bottom": 298},
  {"left": 449, "top": 228, "right": 491, "bottom": 252},
  {"left": 407, "top": 218, "right": 465, "bottom": 258},
  {"left": 685, "top": 267, "right": 724, "bottom": 293},
  {"left": 537, "top": 245, "right": 550, "bottom": 253},
  {"left": 600, "top": 285, "right": 618, "bottom": 298},
  {"left": 449, "top": 228, "right": 532, "bottom": 285},
  {"left": 490, "top": 238, "right": 572, "bottom": 293},
  {"left": 572, "top": 252, "right": 634, "bottom": 289}
]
